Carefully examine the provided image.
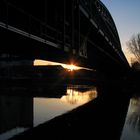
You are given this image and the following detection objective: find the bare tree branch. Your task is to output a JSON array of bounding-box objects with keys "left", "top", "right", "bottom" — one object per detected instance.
[{"left": 127, "top": 33, "right": 140, "bottom": 63}]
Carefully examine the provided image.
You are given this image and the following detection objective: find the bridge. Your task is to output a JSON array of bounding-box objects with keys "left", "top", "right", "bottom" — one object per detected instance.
[{"left": 0, "top": 0, "right": 130, "bottom": 74}]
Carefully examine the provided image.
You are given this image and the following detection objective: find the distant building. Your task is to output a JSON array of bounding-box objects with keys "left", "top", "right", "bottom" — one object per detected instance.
[{"left": 132, "top": 61, "right": 140, "bottom": 70}]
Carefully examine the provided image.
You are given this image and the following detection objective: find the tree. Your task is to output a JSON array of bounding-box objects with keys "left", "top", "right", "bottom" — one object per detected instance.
[{"left": 127, "top": 33, "right": 140, "bottom": 63}]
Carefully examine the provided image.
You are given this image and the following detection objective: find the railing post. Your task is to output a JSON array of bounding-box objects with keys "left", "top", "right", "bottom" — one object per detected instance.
[
  {"left": 6, "top": 0, "right": 8, "bottom": 27},
  {"left": 71, "top": 0, "right": 75, "bottom": 54},
  {"left": 63, "top": 0, "right": 66, "bottom": 50}
]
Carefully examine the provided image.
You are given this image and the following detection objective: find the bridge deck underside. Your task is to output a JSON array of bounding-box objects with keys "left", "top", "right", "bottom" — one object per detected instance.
[
  {"left": 0, "top": 0, "right": 130, "bottom": 75},
  {"left": 0, "top": 26, "right": 128, "bottom": 74}
]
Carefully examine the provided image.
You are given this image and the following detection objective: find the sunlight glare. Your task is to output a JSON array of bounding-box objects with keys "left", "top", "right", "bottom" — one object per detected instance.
[
  {"left": 62, "top": 64, "right": 80, "bottom": 71},
  {"left": 34, "top": 59, "right": 81, "bottom": 71},
  {"left": 34, "top": 59, "right": 93, "bottom": 71}
]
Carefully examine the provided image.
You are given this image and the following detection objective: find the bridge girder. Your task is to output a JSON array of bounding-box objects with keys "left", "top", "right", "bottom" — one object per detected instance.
[{"left": 0, "top": 0, "right": 130, "bottom": 74}]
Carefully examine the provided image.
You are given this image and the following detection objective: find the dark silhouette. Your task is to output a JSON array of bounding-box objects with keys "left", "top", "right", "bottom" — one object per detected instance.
[
  {"left": 131, "top": 61, "right": 140, "bottom": 70},
  {"left": 9, "top": 81, "right": 131, "bottom": 140},
  {"left": 0, "top": 0, "right": 129, "bottom": 74}
]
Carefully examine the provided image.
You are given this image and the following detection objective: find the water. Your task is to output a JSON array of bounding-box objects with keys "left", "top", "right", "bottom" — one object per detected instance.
[
  {"left": 120, "top": 96, "right": 140, "bottom": 140},
  {"left": 1, "top": 81, "right": 140, "bottom": 140},
  {"left": 0, "top": 84, "right": 97, "bottom": 140}
]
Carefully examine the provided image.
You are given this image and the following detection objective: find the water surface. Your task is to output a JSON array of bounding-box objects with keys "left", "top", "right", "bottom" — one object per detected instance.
[
  {"left": 121, "top": 96, "right": 140, "bottom": 140},
  {"left": 0, "top": 84, "right": 97, "bottom": 140}
]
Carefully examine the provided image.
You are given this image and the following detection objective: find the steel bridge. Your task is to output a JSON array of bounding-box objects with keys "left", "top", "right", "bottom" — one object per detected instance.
[{"left": 0, "top": 0, "right": 130, "bottom": 74}]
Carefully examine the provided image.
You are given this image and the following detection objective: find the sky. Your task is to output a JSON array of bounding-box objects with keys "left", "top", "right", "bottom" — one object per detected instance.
[{"left": 101, "top": 0, "right": 140, "bottom": 63}]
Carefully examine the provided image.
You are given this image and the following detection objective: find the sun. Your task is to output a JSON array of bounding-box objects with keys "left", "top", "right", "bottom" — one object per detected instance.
[{"left": 62, "top": 64, "right": 80, "bottom": 71}]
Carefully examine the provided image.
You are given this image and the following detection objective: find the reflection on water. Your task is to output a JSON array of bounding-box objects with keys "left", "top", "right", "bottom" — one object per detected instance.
[
  {"left": 61, "top": 85, "right": 97, "bottom": 105},
  {"left": 0, "top": 84, "right": 97, "bottom": 140},
  {"left": 121, "top": 97, "right": 140, "bottom": 140},
  {"left": 34, "top": 85, "right": 97, "bottom": 126}
]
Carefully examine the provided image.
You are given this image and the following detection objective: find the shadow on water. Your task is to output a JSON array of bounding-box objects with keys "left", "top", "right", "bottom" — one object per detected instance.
[
  {"left": 8, "top": 80, "right": 133, "bottom": 140},
  {"left": 0, "top": 83, "right": 97, "bottom": 140},
  {"left": 0, "top": 94, "right": 33, "bottom": 139},
  {"left": 0, "top": 85, "right": 67, "bottom": 140}
]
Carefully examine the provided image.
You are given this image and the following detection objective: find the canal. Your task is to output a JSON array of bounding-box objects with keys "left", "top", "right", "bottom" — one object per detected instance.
[
  {"left": 0, "top": 84, "right": 97, "bottom": 140},
  {"left": 0, "top": 78, "right": 140, "bottom": 140}
]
